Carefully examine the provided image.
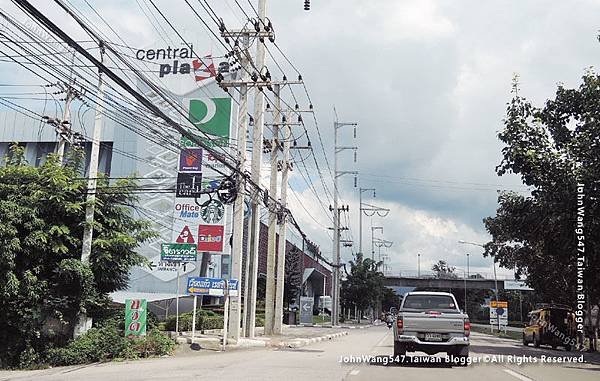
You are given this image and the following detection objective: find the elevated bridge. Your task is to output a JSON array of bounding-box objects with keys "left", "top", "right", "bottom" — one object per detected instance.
[{"left": 384, "top": 276, "right": 531, "bottom": 292}]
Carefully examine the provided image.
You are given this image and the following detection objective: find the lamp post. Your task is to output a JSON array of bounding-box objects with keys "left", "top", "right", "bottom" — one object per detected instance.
[
  {"left": 418, "top": 253, "right": 421, "bottom": 277},
  {"left": 458, "top": 240, "right": 500, "bottom": 331}
]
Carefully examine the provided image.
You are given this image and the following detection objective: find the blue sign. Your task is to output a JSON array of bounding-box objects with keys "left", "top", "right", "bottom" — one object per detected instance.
[{"left": 187, "top": 277, "right": 239, "bottom": 297}]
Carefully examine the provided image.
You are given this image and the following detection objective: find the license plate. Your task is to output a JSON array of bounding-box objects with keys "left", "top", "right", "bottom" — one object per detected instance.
[{"left": 424, "top": 333, "right": 443, "bottom": 342}]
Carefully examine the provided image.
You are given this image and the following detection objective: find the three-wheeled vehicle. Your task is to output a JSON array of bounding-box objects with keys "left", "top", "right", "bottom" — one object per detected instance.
[{"left": 522, "top": 305, "right": 576, "bottom": 351}]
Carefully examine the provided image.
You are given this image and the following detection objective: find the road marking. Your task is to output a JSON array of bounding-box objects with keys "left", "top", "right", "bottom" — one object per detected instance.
[
  {"left": 349, "top": 369, "right": 360, "bottom": 376},
  {"left": 503, "top": 369, "right": 534, "bottom": 381}
]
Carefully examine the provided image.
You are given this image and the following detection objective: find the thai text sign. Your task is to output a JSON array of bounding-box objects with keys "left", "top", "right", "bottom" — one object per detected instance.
[
  {"left": 187, "top": 277, "right": 238, "bottom": 296},
  {"left": 125, "top": 299, "right": 147, "bottom": 337}
]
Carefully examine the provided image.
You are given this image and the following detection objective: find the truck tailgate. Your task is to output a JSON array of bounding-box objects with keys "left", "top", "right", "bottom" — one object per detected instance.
[{"left": 402, "top": 312, "right": 464, "bottom": 333}]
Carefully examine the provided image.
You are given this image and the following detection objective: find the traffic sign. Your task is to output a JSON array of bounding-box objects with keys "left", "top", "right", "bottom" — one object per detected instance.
[
  {"left": 490, "top": 301, "right": 508, "bottom": 326},
  {"left": 187, "top": 277, "right": 239, "bottom": 296},
  {"left": 160, "top": 243, "right": 197, "bottom": 262},
  {"left": 300, "top": 296, "right": 314, "bottom": 324}
]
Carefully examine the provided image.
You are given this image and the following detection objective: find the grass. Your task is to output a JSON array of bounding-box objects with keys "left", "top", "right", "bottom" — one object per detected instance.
[
  {"left": 312, "top": 314, "right": 331, "bottom": 324},
  {"left": 470, "top": 325, "right": 522, "bottom": 341}
]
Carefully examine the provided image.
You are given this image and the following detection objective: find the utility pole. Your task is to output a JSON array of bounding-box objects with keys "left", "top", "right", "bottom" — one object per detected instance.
[
  {"left": 222, "top": 29, "right": 251, "bottom": 343},
  {"left": 244, "top": 0, "right": 267, "bottom": 339},
  {"left": 273, "top": 110, "right": 291, "bottom": 334},
  {"left": 358, "top": 188, "right": 375, "bottom": 255},
  {"left": 54, "top": 85, "right": 76, "bottom": 163},
  {"left": 50, "top": 49, "right": 78, "bottom": 164},
  {"left": 371, "top": 226, "right": 383, "bottom": 261},
  {"left": 76, "top": 43, "right": 105, "bottom": 337},
  {"left": 264, "top": 84, "right": 280, "bottom": 336},
  {"left": 332, "top": 119, "right": 357, "bottom": 326}
]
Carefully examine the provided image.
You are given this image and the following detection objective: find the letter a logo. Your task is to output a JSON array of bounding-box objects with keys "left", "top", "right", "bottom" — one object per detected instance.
[{"left": 176, "top": 225, "right": 195, "bottom": 244}]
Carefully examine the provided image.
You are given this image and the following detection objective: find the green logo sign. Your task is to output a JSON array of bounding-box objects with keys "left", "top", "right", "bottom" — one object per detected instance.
[
  {"left": 188, "top": 98, "right": 231, "bottom": 147},
  {"left": 125, "top": 299, "right": 147, "bottom": 337},
  {"left": 161, "top": 243, "right": 198, "bottom": 262}
]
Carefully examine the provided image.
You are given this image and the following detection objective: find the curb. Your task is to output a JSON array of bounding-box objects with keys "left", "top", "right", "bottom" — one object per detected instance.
[{"left": 275, "top": 331, "right": 348, "bottom": 349}]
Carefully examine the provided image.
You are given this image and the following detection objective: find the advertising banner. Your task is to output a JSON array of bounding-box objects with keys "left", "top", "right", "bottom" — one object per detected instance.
[
  {"left": 176, "top": 173, "right": 203, "bottom": 198},
  {"left": 198, "top": 224, "right": 225, "bottom": 252},
  {"left": 178, "top": 148, "right": 203, "bottom": 172},
  {"left": 125, "top": 299, "right": 147, "bottom": 337}
]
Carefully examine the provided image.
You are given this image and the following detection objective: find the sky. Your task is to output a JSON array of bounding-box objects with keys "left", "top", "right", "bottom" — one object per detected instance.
[{"left": 2, "top": 0, "right": 600, "bottom": 279}]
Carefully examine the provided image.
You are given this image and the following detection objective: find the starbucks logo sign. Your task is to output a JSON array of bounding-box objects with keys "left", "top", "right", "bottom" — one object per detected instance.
[{"left": 200, "top": 199, "right": 225, "bottom": 224}]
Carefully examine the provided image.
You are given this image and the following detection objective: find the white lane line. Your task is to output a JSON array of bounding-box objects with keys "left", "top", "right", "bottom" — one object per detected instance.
[
  {"left": 349, "top": 369, "right": 360, "bottom": 376},
  {"left": 503, "top": 369, "right": 534, "bottom": 381}
]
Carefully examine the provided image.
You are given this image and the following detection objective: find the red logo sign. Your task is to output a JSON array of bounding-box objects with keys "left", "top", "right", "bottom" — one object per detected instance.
[
  {"left": 198, "top": 225, "right": 224, "bottom": 252},
  {"left": 176, "top": 225, "right": 195, "bottom": 244}
]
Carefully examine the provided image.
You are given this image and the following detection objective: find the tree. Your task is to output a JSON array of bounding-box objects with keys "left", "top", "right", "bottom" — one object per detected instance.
[
  {"left": 284, "top": 246, "right": 302, "bottom": 308},
  {"left": 381, "top": 287, "right": 401, "bottom": 312},
  {"left": 0, "top": 146, "right": 156, "bottom": 368},
  {"left": 431, "top": 260, "right": 458, "bottom": 279},
  {"left": 484, "top": 73, "right": 599, "bottom": 306},
  {"left": 341, "top": 253, "right": 385, "bottom": 322}
]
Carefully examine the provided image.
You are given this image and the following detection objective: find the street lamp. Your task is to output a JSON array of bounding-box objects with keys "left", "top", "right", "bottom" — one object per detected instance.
[
  {"left": 418, "top": 253, "right": 421, "bottom": 277},
  {"left": 464, "top": 253, "right": 469, "bottom": 314},
  {"left": 458, "top": 240, "right": 500, "bottom": 331}
]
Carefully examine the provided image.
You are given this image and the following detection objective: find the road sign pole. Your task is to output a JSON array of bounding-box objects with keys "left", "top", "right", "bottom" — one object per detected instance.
[
  {"left": 176, "top": 265, "right": 180, "bottom": 334},
  {"left": 222, "top": 280, "right": 229, "bottom": 350},
  {"left": 191, "top": 295, "right": 197, "bottom": 344}
]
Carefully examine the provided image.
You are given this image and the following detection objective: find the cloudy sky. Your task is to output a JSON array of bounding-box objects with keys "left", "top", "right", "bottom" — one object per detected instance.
[{"left": 2, "top": 0, "right": 600, "bottom": 278}]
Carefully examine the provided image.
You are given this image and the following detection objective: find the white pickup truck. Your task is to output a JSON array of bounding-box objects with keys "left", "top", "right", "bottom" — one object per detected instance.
[{"left": 393, "top": 291, "right": 470, "bottom": 359}]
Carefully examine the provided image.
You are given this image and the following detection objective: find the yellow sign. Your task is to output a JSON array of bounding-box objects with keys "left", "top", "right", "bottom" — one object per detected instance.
[{"left": 490, "top": 301, "right": 508, "bottom": 308}]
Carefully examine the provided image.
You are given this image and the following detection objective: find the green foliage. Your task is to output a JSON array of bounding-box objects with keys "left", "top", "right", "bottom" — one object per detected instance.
[
  {"left": 484, "top": 72, "right": 600, "bottom": 305},
  {"left": 0, "top": 145, "right": 156, "bottom": 368},
  {"left": 284, "top": 247, "right": 302, "bottom": 307},
  {"left": 431, "top": 260, "right": 458, "bottom": 279},
  {"left": 341, "top": 253, "right": 385, "bottom": 322},
  {"left": 381, "top": 287, "right": 401, "bottom": 312},
  {"left": 46, "top": 325, "right": 176, "bottom": 367},
  {"left": 164, "top": 309, "right": 224, "bottom": 331}
]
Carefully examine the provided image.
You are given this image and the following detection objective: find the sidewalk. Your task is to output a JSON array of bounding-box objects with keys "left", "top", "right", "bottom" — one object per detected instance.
[{"left": 171, "top": 323, "right": 377, "bottom": 352}]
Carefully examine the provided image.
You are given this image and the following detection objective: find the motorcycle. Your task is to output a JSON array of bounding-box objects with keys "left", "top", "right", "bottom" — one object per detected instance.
[{"left": 387, "top": 320, "right": 393, "bottom": 329}]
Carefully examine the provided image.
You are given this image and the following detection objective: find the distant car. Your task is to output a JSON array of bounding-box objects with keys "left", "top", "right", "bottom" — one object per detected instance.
[
  {"left": 393, "top": 291, "right": 470, "bottom": 360},
  {"left": 522, "top": 306, "right": 576, "bottom": 351}
]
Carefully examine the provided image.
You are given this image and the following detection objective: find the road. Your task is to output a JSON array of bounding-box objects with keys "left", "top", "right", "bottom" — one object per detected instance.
[{"left": 1, "top": 327, "right": 598, "bottom": 381}]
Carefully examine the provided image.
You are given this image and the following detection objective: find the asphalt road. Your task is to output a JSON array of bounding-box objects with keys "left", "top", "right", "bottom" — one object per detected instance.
[{"left": 1, "top": 327, "right": 598, "bottom": 381}]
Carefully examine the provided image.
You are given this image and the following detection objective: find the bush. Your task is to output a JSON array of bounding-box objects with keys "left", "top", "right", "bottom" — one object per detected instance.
[
  {"left": 46, "top": 323, "right": 176, "bottom": 367},
  {"left": 164, "top": 309, "right": 224, "bottom": 331}
]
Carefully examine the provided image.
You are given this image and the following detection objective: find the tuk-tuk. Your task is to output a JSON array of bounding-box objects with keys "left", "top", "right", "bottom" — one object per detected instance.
[{"left": 522, "top": 305, "right": 576, "bottom": 351}]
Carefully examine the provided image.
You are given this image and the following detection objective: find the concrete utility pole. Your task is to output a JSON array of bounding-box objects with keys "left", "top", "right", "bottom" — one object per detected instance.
[
  {"left": 332, "top": 119, "right": 358, "bottom": 326},
  {"left": 264, "top": 84, "right": 281, "bottom": 335},
  {"left": 273, "top": 110, "right": 291, "bottom": 334},
  {"left": 54, "top": 85, "right": 76, "bottom": 163},
  {"left": 244, "top": 0, "right": 267, "bottom": 339},
  {"left": 227, "top": 30, "right": 251, "bottom": 343},
  {"left": 76, "top": 43, "right": 105, "bottom": 337}
]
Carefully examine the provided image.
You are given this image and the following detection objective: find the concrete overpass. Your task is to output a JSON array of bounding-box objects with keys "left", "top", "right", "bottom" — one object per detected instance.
[{"left": 384, "top": 276, "right": 529, "bottom": 291}]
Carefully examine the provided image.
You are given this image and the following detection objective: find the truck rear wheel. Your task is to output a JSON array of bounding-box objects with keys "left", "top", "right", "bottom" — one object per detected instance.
[{"left": 393, "top": 341, "right": 406, "bottom": 358}]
